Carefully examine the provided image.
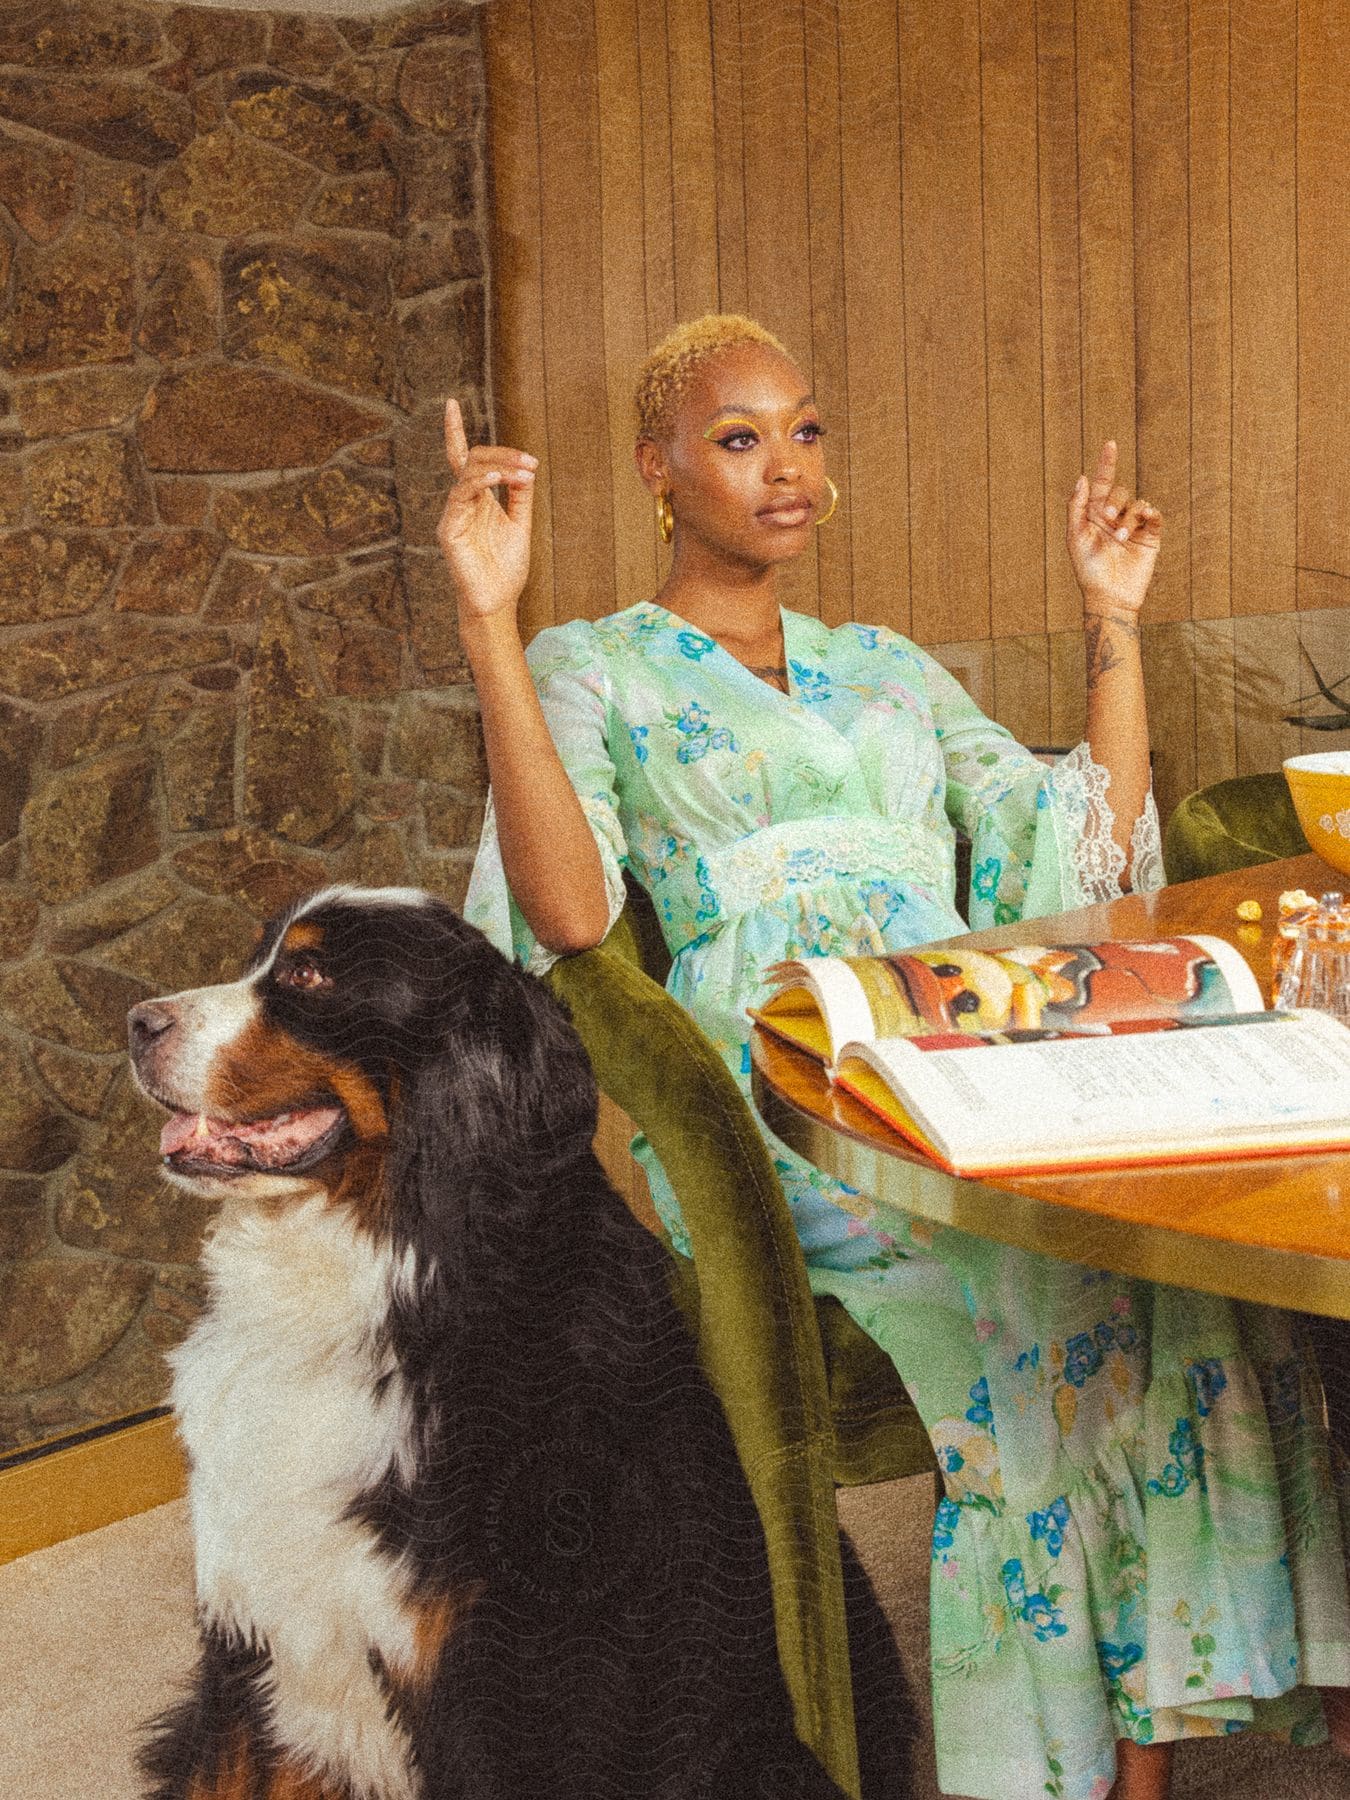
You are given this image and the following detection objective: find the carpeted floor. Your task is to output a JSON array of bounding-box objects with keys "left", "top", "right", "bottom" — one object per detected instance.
[{"left": 3, "top": 1478, "right": 1347, "bottom": 1799}]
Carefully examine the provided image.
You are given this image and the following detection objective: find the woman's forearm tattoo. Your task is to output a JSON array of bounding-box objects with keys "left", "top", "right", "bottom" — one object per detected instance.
[{"left": 1085, "top": 612, "right": 1139, "bottom": 685}]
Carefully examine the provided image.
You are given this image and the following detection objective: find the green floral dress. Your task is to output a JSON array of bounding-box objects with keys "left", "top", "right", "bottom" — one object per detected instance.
[{"left": 465, "top": 602, "right": 1350, "bottom": 1800}]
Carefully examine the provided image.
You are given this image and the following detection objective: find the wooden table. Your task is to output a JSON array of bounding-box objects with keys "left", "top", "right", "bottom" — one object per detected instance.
[{"left": 751, "top": 853, "right": 1350, "bottom": 1319}]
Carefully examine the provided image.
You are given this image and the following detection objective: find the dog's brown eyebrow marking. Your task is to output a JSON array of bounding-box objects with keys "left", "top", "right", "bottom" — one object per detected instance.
[{"left": 281, "top": 922, "right": 326, "bottom": 953}]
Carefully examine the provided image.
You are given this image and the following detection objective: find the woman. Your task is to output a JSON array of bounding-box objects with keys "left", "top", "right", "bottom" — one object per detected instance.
[{"left": 447, "top": 315, "right": 1350, "bottom": 1800}]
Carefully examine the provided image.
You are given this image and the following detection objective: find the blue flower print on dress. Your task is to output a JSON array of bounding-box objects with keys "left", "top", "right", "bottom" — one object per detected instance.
[
  {"left": 595, "top": 605, "right": 666, "bottom": 652},
  {"left": 788, "top": 661, "right": 832, "bottom": 702},
  {"left": 1063, "top": 1331, "right": 1105, "bottom": 1388},
  {"left": 692, "top": 854, "right": 719, "bottom": 922},
  {"left": 1097, "top": 1641, "right": 1144, "bottom": 1683},
  {"left": 851, "top": 624, "right": 882, "bottom": 651},
  {"left": 965, "top": 1376, "right": 995, "bottom": 1432},
  {"left": 855, "top": 880, "right": 908, "bottom": 936},
  {"left": 933, "top": 1497, "right": 963, "bottom": 1560},
  {"left": 1001, "top": 1559, "right": 1068, "bottom": 1641},
  {"left": 1147, "top": 1416, "right": 1207, "bottom": 1498},
  {"left": 665, "top": 701, "right": 737, "bottom": 763},
  {"left": 1186, "top": 1358, "right": 1228, "bottom": 1419},
  {"left": 972, "top": 856, "right": 1002, "bottom": 903},
  {"left": 1015, "top": 1344, "right": 1041, "bottom": 1373},
  {"left": 1028, "top": 1496, "right": 1072, "bottom": 1559},
  {"left": 938, "top": 1445, "right": 966, "bottom": 1476},
  {"left": 676, "top": 628, "right": 716, "bottom": 661},
  {"left": 628, "top": 724, "right": 649, "bottom": 764}
]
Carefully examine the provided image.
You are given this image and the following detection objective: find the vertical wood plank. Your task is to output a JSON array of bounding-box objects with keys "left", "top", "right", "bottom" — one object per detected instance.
[
  {"left": 981, "top": 0, "right": 1046, "bottom": 638},
  {"left": 636, "top": 0, "right": 676, "bottom": 341},
  {"left": 1188, "top": 0, "right": 1231, "bottom": 621},
  {"left": 1293, "top": 604, "right": 1350, "bottom": 757},
  {"left": 738, "top": 0, "right": 818, "bottom": 617},
  {"left": 1140, "top": 620, "right": 1197, "bottom": 820},
  {"left": 1296, "top": 568, "right": 1350, "bottom": 614},
  {"left": 668, "top": 0, "right": 720, "bottom": 323},
  {"left": 992, "top": 633, "right": 1051, "bottom": 747},
  {"left": 484, "top": 0, "right": 556, "bottom": 640},
  {"left": 1035, "top": 0, "right": 1086, "bottom": 632},
  {"left": 1075, "top": 0, "right": 1136, "bottom": 494},
  {"left": 805, "top": 0, "right": 851, "bottom": 627},
  {"left": 595, "top": 0, "right": 659, "bottom": 613},
  {"left": 738, "top": 0, "right": 813, "bottom": 358},
  {"left": 1130, "top": 0, "right": 1190, "bottom": 623},
  {"left": 1231, "top": 612, "right": 1302, "bottom": 773},
  {"left": 710, "top": 0, "right": 749, "bottom": 314},
  {"left": 1191, "top": 619, "right": 1239, "bottom": 789},
  {"left": 839, "top": 0, "right": 907, "bottom": 636},
  {"left": 1048, "top": 629, "right": 1087, "bottom": 747},
  {"left": 534, "top": 0, "right": 615, "bottom": 624},
  {"left": 899, "top": 0, "right": 989, "bottom": 645},
  {"left": 1230, "top": 0, "right": 1297, "bottom": 617},
  {"left": 1296, "top": 0, "right": 1350, "bottom": 588}
]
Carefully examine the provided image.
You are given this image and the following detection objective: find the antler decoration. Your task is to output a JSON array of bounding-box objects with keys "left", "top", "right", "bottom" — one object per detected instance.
[{"left": 1283, "top": 644, "right": 1350, "bottom": 730}]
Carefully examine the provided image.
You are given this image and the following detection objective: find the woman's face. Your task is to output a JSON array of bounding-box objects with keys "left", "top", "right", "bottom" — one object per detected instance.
[{"left": 644, "top": 344, "right": 829, "bottom": 568}]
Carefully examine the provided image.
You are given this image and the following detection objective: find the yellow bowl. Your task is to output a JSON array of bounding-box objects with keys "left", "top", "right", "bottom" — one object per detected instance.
[{"left": 1283, "top": 751, "right": 1350, "bottom": 878}]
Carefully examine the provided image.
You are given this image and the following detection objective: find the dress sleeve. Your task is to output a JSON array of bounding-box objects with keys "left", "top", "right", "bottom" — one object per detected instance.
[
  {"left": 463, "top": 627, "right": 629, "bottom": 975},
  {"left": 920, "top": 651, "right": 1165, "bottom": 928}
]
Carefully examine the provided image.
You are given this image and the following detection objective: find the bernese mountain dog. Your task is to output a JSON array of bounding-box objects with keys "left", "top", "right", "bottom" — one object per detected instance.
[{"left": 128, "top": 884, "right": 872, "bottom": 1800}]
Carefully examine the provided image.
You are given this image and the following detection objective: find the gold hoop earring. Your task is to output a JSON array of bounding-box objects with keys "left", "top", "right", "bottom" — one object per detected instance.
[
  {"left": 816, "top": 477, "right": 839, "bottom": 528},
  {"left": 656, "top": 492, "right": 674, "bottom": 544}
]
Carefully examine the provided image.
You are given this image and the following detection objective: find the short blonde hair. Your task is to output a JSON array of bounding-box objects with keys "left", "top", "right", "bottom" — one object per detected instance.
[{"left": 634, "top": 314, "right": 791, "bottom": 440}]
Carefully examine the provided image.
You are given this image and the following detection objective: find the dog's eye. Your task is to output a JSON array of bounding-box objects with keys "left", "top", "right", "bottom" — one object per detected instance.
[{"left": 278, "top": 959, "right": 329, "bottom": 991}]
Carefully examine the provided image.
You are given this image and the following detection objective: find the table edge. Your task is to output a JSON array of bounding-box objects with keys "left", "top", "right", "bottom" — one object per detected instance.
[{"left": 751, "top": 1058, "right": 1350, "bottom": 1321}]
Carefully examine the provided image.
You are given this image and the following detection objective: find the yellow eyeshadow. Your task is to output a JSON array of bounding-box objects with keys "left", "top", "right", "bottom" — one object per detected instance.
[{"left": 703, "top": 418, "right": 756, "bottom": 440}]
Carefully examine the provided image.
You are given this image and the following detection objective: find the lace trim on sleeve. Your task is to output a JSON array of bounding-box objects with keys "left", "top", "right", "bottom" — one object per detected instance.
[
  {"left": 1128, "top": 788, "right": 1165, "bottom": 894},
  {"left": 1046, "top": 742, "right": 1163, "bottom": 905}
]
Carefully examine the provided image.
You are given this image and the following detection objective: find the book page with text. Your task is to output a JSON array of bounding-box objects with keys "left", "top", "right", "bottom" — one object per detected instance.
[{"left": 865, "top": 1012, "right": 1350, "bottom": 1161}]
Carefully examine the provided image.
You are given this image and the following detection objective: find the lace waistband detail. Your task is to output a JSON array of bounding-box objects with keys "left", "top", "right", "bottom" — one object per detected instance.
[{"left": 699, "top": 815, "right": 949, "bottom": 928}]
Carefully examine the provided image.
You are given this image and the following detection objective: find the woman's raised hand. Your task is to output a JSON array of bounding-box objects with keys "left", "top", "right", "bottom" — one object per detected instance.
[
  {"left": 436, "top": 398, "right": 537, "bottom": 622},
  {"left": 1066, "top": 441, "right": 1162, "bottom": 618}
]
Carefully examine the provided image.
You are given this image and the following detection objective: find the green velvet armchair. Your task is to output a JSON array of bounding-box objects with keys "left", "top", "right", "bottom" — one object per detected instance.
[
  {"left": 1163, "top": 770, "right": 1309, "bottom": 883},
  {"left": 545, "top": 879, "right": 936, "bottom": 1800}
]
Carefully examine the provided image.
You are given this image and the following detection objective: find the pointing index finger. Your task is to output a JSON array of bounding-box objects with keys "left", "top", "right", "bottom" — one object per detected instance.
[
  {"left": 444, "top": 397, "right": 470, "bottom": 475},
  {"left": 1088, "top": 440, "right": 1117, "bottom": 501}
]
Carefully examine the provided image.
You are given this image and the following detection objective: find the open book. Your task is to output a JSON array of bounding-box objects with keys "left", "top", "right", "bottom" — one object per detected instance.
[{"left": 752, "top": 936, "right": 1350, "bottom": 1176}]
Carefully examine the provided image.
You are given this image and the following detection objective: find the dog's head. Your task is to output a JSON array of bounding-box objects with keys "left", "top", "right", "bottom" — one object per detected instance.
[{"left": 127, "top": 885, "right": 599, "bottom": 1230}]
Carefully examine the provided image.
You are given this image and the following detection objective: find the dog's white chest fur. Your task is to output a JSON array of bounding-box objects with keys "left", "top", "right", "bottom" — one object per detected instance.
[{"left": 171, "top": 1198, "right": 422, "bottom": 1800}]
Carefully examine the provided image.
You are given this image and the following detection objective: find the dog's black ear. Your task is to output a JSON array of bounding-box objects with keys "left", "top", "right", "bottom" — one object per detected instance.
[{"left": 384, "top": 945, "right": 599, "bottom": 1279}]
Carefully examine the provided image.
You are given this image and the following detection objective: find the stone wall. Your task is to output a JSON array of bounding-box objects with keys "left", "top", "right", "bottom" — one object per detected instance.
[{"left": 0, "top": 0, "right": 491, "bottom": 1453}]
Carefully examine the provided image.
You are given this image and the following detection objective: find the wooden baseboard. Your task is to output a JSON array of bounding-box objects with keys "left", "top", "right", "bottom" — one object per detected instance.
[{"left": 0, "top": 1410, "right": 187, "bottom": 1567}]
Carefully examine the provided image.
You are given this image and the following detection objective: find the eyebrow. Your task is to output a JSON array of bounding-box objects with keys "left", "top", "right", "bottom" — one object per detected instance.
[{"left": 701, "top": 395, "right": 817, "bottom": 426}]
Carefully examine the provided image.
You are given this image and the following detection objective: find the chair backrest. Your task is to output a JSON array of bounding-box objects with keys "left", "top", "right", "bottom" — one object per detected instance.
[
  {"left": 544, "top": 883, "right": 863, "bottom": 1794},
  {"left": 1163, "top": 772, "right": 1309, "bottom": 884},
  {"left": 606, "top": 872, "right": 673, "bottom": 983}
]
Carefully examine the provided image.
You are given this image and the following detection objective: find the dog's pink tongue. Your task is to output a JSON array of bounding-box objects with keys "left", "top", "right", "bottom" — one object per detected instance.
[
  {"left": 160, "top": 1107, "right": 343, "bottom": 1167},
  {"left": 161, "top": 1112, "right": 213, "bottom": 1158}
]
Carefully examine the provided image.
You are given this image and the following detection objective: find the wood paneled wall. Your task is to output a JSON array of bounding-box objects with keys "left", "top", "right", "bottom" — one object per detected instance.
[{"left": 484, "top": 0, "right": 1350, "bottom": 817}]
